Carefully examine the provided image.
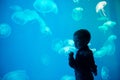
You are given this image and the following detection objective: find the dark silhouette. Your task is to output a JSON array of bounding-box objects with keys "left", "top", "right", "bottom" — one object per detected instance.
[{"left": 68, "top": 29, "right": 97, "bottom": 80}]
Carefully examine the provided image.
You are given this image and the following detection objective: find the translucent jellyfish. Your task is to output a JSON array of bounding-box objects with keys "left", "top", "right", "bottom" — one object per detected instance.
[
  {"left": 37, "top": 17, "right": 52, "bottom": 35},
  {"left": 33, "top": 0, "right": 58, "bottom": 14},
  {"left": 52, "top": 39, "right": 77, "bottom": 56},
  {"left": 101, "top": 66, "right": 109, "bottom": 80},
  {"left": 96, "top": 1, "right": 108, "bottom": 21},
  {"left": 72, "top": 7, "right": 84, "bottom": 21},
  {"left": 94, "top": 34, "right": 117, "bottom": 58},
  {"left": 103, "top": 20, "right": 116, "bottom": 27},
  {"left": 11, "top": 7, "right": 41, "bottom": 25},
  {"left": 2, "top": 70, "right": 29, "bottom": 80},
  {"left": 0, "top": 23, "right": 11, "bottom": 38},
  {"left": 61, "top": 75, "right": 75, "bottom": 80},
  {"left": 73, "top": 0, "right": 79, "bottom": 4},
  {"left": 98, "top": 20, "right": 116, "bottom": 33}
]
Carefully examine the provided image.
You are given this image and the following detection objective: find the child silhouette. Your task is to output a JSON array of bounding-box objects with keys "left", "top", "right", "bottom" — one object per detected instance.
[{"left": 69, "top": 29, "right": 97, "bottom": 80}]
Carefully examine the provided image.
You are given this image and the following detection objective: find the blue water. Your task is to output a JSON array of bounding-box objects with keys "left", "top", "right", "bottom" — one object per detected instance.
[{"left": 0, "top": 0, "right": 120, "bottom": 80}]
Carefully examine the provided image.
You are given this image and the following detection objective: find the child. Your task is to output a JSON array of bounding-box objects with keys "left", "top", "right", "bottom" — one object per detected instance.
[{"left": 69, "top": 29, "right": 97, "bottom": 80}]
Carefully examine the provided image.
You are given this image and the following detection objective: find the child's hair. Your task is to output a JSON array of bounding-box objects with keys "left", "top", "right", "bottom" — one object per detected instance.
[{"left": 74, "top": 29, "right": 91, "bottom": 44}]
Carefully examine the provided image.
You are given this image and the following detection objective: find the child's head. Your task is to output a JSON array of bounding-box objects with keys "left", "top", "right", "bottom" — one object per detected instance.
[{"left": 73, "top": 29, "right": 91, "bottom": 49}]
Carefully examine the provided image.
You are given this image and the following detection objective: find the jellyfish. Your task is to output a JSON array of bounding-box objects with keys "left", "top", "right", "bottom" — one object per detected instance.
[
  {"left": 103, "top": 20, "right": 116, "bottom": 27},
  {"left": 11, "top": 6, "right": 41, "bottom": 25},
  {"left": 96, "top": 1, "right": 108, "bottom": 20},
  {"left": 72, "top": 7, "right": 84, "bottom": 21},
  {"left": 94, "top": 34, "right": 117, "bottom": 58},
  {"left": 101, "top": 66, "right": 109, "bottom": 80},
  {"left": 33, "top": 0, "right": 58, "bottom": 14},
  {"left": 73, "top": 0, "right": 79, "bottom": 4},
  {"left": 98, "top": 20, "right": 116, "bottom": 33},
  {"left": 52, "top": 39, "right": 77, "bottom": 56},
  {"left": 61, "top": 75, "right": 75, "bottom": 80},
  {"left": 0, "top": 23, "right": 11, "bottom": 38},
  {"left": 2, "top": 70, "right": 29, "bottom": 80},
  {"left": 37, "top": 17, "right": 52, "bottom": 35}
]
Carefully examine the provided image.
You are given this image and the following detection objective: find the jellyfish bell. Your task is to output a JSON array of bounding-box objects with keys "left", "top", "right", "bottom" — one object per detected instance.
[
  {"left": 73, "top": 0, "right": 79, "bottom": 4},
  {"left": 2, "top": 70, "right": 29, "bottom": 80},
  {"left": 72, "top": 7, "right": 84, "bottom": 21},
  {"left": 11, "top": 9, "right": 41, "bottom": 25},
  {"left": 101, "top": 66, "right": 109, "bottom": 80},
  {"left": 96, "top": 1, "right": 108, "bottom": 20},
  {"left": 103, "top": 20, "right": 116, "bottom": 27},
  {"left": 33, "top": 0, "right": 58, "bottom": 14},
  {"left": 0, "top": 23, "right": 11, "bottom": 38},
  {"left": 108, "top": 34, "right": 117, "bottom": 41},
  {"left": 96, "top": 1, "right": 107, "bottom": 13}
]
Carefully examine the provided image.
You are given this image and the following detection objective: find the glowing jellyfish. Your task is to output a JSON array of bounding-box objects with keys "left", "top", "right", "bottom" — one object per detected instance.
[
  {"left": 98, "top": 20, "right": 116, "bottom": 33},
  {"left": 11, "top": 7, "right": 41, "bottom": 25},
  {"left": 72, "top": 7, "right": 84, "bottom": 21},
  {"left": 73, "top": 0, "right": 79, "bottom": 4},
  {"left": 94, "top": 34, "right": 117, "bottom": 58},
  {"left": 0, "top": 23, "right": 11, "bottom": 38},
  {"left": 101, "top": 66, "right": 109, "bottom": 80},
  {"left": 52, "top": 39, "right": 76, "bottom": 56},
  {"left": 103, "top": 20, "right": 116, "bottom": 27},
  {"left": 61, "top": 75, "right": 75, "bottom": 80},
  {"left": 2, "top": 70, "right": 29, "bottom": 80},
  {"left": 96, "top": 1, "right": 108, "bottom": 21},
  {"left": 33, "top": 0, "right": 58, "bottom": 14}
]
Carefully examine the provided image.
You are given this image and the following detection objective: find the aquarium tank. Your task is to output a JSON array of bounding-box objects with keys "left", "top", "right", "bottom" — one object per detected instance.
[{"left": 0, "top": 0, "right": 120, "bottom": 80}]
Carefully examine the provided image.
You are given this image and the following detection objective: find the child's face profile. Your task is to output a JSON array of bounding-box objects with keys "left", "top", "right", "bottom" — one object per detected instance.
[
  {"left": 74, "top": 35, "right": 86, "bottom": 49},
  {"left": 73, "top": 29, "right": 91, "bottom": 49}
]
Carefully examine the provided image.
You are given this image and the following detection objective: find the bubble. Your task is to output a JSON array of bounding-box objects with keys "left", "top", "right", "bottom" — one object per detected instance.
[
  {"left": 33, "top": 0, "right": 58, "bottom": 14},
  {"left": 101, "top": 66, "right": 109, "bottom": 80},
  {"left": 0, "top": 23, "right": 11, "bottom": 38},
  {"left": 72, "top": 7, "right": 84, "bottom": 21},
  {"left": 2, "top": 70, "right": 29, "bottom": 80}
]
